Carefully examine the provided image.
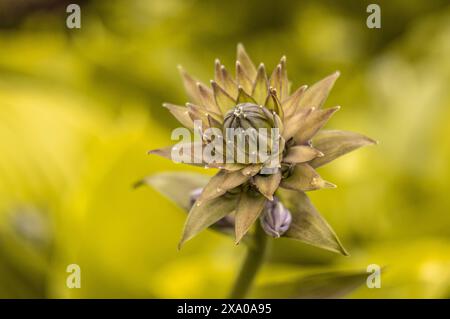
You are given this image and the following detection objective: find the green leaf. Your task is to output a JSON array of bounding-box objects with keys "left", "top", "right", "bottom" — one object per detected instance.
[
  {"left": 281, "top": 107, "right": 313, "bottom": 141},
  {"left": 237, "top": 86, "right": 257, "bottom": 104},
  {"left": 309, "top": 130, "right": 377, "bottom": 168},
  {"left": 297, "top": 71, "right": 340, "bottom": 109},
  {"left": 215, "top": 60, "right": 238, "bottom": 99},
  {"left": 283, "top": 145, "right": 324, "bottom": 164},
  {"left": 280, "top": 164, "right": 336, "bottom": 192},
  {"left": 264, "top": 88, "right": 283, "bottom": 120},
  {"left": 241, "top": 164, "right": 263, "bottom": 177},
  {"left": 235, "top": 190, "right": 267, "bottom": 243},
  {"left": 236, "top": 61, "right": 254, "bottom": 95},
  {"left": 293, "top": 106, "right": 340, "bottom": 144},
  {"left": 237, "top": 43, "right": 257, "bottom": 81},
  {"left": 178, "top": 65, "right": 202, "bottom": 105},
  {"left": 253, "top": 269, "right": 367, "bottom": 298},
  {"left": 186, "top": 102, "right": 222, "bottom": 128},
  {"left": 281, "top": 84, "right": 307, "bottom": 118},
  {"left": 197, "top": 170, "right": 249, "bottom": 203},
  {"left": 280, "top": 190, "right": 349, "bottom": 255},
  {"left": 162, "top": 103, "right": 194, "bottom": 129},
  {"left": 149, "top": 142, "right": 222, "bottom": 168},
  {"left": 269, "top": 56, "right": 288, "bottom": 102},
  {"left": 135, "top": 172, "right": 210, "bottom": 211},
  {"left": 179, "top": 193, "right": 239, "bottom": 248},
  {"left": 197, "top": 82, "right": 222, "bottom": 115},
  {"left": 211, "top": 81, "right": 236, "bottom": 114},
  {"left": 252, "top": 63, "right": 269, "bottom": 105},
  {"left": 254, "top": 171, "right": 281, "bottom": 200}
]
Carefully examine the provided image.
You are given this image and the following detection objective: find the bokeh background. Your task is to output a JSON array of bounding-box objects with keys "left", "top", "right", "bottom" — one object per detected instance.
[{"left": 1, "top": 0, "right": 450, "bottom": 298}]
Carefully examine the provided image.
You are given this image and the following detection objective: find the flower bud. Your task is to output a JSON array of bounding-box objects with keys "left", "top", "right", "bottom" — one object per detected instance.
[
  {"left": 260, "top": 197, "right": 292, "bottom": 238},
  {"left": 223, "top": 103, "right": 279, "bottom": 165},
  {"left": 223, "top": 103, "right": 274, "bottom": 130}
]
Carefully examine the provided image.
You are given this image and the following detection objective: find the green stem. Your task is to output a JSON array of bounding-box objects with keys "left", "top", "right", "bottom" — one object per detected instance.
[{"left": 229, "top": 224, "right": 268, "bottom": 299}]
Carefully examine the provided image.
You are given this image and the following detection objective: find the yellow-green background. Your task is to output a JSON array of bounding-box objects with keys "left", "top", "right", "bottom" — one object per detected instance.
[{"left": 1, "top": 0, "right": 449, "bottom": 298}]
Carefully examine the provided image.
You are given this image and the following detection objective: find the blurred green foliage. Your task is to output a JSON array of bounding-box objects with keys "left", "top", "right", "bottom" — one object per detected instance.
[{"left": 0, "top": 0, "right": 450, "bottom": 298}]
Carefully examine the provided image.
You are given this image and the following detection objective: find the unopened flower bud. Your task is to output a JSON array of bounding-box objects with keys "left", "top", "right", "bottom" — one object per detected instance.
[
  {"left": 260, "top": 197, "right": 292, "bottom": 238},
  {"left": 223, "top": 103, "right": 274, "bottom": 130}
]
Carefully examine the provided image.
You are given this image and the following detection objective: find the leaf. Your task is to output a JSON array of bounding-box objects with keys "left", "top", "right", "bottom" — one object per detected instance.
[
  {"left": 220, "top": 65, "right": 238, "bottom": 100},
  {"left": 207, "top": 114, "right": 222, "bottom": 129},
  {"left": 280, "top": 56, "right": 289, "bottom": 101},
  {"left": 214, "top": 59, "right": 223, "bottom": 85},
  {"left": 221, "top": 163, "right": 247, "bottom": 172},
  {"left": 252, "top": 63, "right": 269, "bottom": 105},
  {"left": 297, "top": 71, "right": 340, "bottom": 109},
  {"left": 135, "top": 172, "right": 210, "bottom": 211},
  {"left": 179, "top": 193, "right": 240, "bottom": 248},
  {"left": 293, "top": 106, "right": 340, "bottom": 144},
  {"left": 283, "top": 145, "right": 324, "bottom": 164},
  {"left": 281, "top": 107, "right": 313, "bottom": 141},
  {"left": 280, "top": 164, "right": 336, "bottom": 191},
  {"left": 197, "top": 82, "right": 221, "bottom": 115},
  {"left": 178, "top": 65, "right": 202, "bottom": 105},
  {"left": 186, "top": 103, "right": 222, "bottom": 128},
  {"left": 197, "top": 170, "right": 249, "bottom": 203},
  {"left": 253, "top": 269, "right": 367, "bottom": 298},
  {"left": 162, "top": 103, "right": 194, "bottom": 128},
  {"left": 281, "top": 84, "right": 307, "bottom": 118},
  {"left": 264, "top": 88, "right": 283, "bottom": 120},
  {"left": 236, "top": 61, "right": 254, "bottom": 95},
  {"left": 241, "top": 164, "right": 263, "bottom": 177},
  {"left": 254, "top": 171, "right": 281, "bottom": 200},
  {"left": 237, "top": 43, "right": 257, "bottom": 81},
  {"left": 211, "top": 80, "right": 236, "bottom": 114},
  {"left": 280, "top": 190, "right": 349, "bottom": 255},
  {"left": 186, "top": 103, "right": 209, "bottom": 127},
  {"left": 149, "top": 142, "right": 223, "bottom": 169},
  {"left": 269, "top": 56, "right": 288, "bottom": 101},
  {"left": 235, "top": 190, "right": 267, "bottom": 243},
  {"left": 237, "top": 86, "right": 257, "bottom": 104},
  {"left": 309, "top": 130, "right": 377, "bottom": 168}
]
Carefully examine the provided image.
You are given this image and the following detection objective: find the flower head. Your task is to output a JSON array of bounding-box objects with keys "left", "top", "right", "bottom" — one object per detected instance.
[{"left": 148, "top": 44, "right": 376, "bottom": 253}]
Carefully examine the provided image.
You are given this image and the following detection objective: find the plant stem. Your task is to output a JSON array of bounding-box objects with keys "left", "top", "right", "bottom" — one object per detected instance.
[{"left": 229, "top": 224, "right": 268, "bottom": 299}]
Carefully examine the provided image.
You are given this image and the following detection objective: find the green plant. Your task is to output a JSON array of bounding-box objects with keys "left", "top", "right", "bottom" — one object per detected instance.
[{"left": 139, "top": 44, "right": 376, "bottom": 298}]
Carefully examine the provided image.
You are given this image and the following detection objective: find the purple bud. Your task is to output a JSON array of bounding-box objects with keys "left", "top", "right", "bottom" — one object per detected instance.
[{"left": 260, "top": 197, "right": 292, "bottom": 238}]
